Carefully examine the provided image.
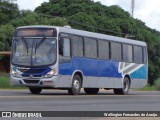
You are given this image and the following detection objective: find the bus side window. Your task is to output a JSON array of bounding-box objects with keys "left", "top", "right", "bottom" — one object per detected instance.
[{"left": 59, "top": 37, "right": 71, "bottom": 57}]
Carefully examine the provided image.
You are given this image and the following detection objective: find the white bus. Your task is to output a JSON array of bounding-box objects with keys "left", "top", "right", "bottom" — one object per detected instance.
[{"left": 10, "top": 25, "right": 148, "bottom": 95}]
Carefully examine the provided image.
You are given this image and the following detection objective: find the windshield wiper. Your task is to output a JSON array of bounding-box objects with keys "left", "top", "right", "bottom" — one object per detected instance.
[
  {"left": 21, "top": 37, "right": 28, "bottom": 54},
  {"left": 35, "top": 37, "right": 46, "bottom": 54},
  {"left": 36, "top": 37, "right": 46, "bottom": 49}
]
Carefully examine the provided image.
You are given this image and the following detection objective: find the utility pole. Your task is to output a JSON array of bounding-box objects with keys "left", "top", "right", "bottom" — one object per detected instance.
[{"left": 130, "top": 0, "right": 135, "bottom": 17}]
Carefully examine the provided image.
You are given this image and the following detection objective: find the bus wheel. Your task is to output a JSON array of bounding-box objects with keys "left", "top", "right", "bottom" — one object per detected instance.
[
  {"left": 113, "top": 77, "right": 130, "bottom": 95},
  {"left": 29, "top": 87, "right": 42, "bottom": 94},
  {"left": 84, "top": 88, "right": 99, "bottom": 95},
  {"left": 68, "top": 75, "right": 82, "bottom": 95}
]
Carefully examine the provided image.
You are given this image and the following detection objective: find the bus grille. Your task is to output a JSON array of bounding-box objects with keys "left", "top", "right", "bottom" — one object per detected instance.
[{"left": 23, "top": 80, "right": 40, "bottom": 84}]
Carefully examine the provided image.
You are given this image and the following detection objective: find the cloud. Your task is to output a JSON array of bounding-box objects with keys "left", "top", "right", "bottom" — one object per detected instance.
[
  {"left": 17, "top": 0, "right": 49, "bottom": 11},
  {"left": 134, "top": 0, "right": 160, "bottom": 30}
]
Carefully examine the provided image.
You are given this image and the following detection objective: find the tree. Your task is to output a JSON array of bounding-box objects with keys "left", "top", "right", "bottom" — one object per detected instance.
[
  {"left": 0, "top": 0, "right": 19, "bottom": 25},
  {"left": 69, "top": 12, "right": 97, "bottom": 32},
  {"left": 0, "top": 24, "right": 15, "bottom": 51}
]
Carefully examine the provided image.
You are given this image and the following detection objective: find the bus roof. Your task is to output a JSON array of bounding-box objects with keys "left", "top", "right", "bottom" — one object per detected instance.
[{"left": 17, "top": 25, "right": 147, "bottom": 46}]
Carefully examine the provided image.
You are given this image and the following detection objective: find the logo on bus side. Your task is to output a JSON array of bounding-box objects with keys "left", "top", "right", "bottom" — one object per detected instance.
[{"left": 118, "top": 62, "right": 144, "bottom": 77}]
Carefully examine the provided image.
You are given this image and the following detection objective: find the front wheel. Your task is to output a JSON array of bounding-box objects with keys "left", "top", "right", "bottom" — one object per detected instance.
[
  {"left": 113, "top": 77, "right": 130, "bottom": 95},
  {"left": 29, "top": 87, "right": 42, "bottom": 94},
  {"left": 68, "top": 75, "right": 82, "bottom": 95}
]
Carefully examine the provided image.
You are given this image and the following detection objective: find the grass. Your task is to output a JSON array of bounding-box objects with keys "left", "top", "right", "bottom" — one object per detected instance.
[
  {"left": 0, "top": 77, "right": 10, "bottom": 88},
  {"left": 135, "top": 85, "right": 156, "bottom": 91},
  {"left": 154, "top": 78, "right": 160, "bottom": 90},
  {"left": 0, "top": 73, "right": 26, "bottom": 89}
]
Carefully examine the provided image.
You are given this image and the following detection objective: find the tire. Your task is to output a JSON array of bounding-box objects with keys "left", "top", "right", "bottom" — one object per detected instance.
[
  {"left": 29, "top": 87, "right": 42, "bottom": 94},
  {"left": 113, "top": 77, "right": 130, "bottom": 95},
  {"left": 84, "top": 88, "right": 99, "bottom": 95},
  {"left": 68, "top": 75, "right": 82, "bottom": 95}
]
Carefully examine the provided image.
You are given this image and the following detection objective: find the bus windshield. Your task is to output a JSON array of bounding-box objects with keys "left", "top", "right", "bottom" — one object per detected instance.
[{"left": 12, "top": 38, "right": 57, "bottom": 67}]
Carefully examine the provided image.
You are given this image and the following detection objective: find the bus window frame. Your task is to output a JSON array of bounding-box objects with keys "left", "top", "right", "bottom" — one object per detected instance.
[
  {"left": 133, "top": 45, "right": 144, "bottom": 64},
  {"left": 70, "top": 34, "right": 84, "bottom": 58},
  {"left": 97, "top": 39, "right": 110, "bottom": 61},
  {"left": 59, "top": 33, "right": 72, "bottom": 63},
  {"left": 122, "top": 43, "right": 134, "bottom": 63},
  {"left": 83, "top": 36, "right": 98, "bottom": 59},
  {"left": 110, "top": 41, "right": 123, "bottom": 62}
]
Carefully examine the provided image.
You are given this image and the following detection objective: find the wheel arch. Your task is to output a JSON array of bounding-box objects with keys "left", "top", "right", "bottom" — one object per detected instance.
[
  {"left": 71, "top": 70, "right": 84, "bottom": 86},
  {"left": 123, "top": 74, "right": 131, "bottom": 87}
]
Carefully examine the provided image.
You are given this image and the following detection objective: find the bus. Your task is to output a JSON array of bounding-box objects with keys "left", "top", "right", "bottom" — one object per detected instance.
[{"left": 10, "top": 25, "right": 148, "bottom": 95}]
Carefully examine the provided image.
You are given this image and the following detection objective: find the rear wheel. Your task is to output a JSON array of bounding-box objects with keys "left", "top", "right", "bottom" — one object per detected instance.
[
  {"left": 84, "top": 88, "right": 99, "bottom": 95},
  {"left": 68, "top": 75, "right": 82, "bottom": 95},
  {"left": 114, "top": 77, "right": 130, "bottom": 95},
  {"left": 29, "top": 87, "right": 42, "bottom": 94}
]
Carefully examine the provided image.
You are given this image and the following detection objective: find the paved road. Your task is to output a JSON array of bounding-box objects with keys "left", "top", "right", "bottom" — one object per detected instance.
[
  {"left": 0, "top": 89, "right": 159, "bottom": 111},
  {"left": 0, "top": 89, "right": 160, "bottom": 120}
]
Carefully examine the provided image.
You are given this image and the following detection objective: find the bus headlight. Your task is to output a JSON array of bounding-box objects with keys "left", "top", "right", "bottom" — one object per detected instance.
[
  {"left": 11, "top": 69, "right": 16, "bottom": 77},
  {"left": 11, "top": 68, "right": 22, "bottom": 77},
  {"left": 44, "top": 68, "right": 57, "bottom": 78}
]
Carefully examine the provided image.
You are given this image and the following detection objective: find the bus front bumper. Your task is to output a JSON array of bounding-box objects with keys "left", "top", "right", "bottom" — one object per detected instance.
[{"left": 10, "top": 75, "right": 59, "bottom": 88}]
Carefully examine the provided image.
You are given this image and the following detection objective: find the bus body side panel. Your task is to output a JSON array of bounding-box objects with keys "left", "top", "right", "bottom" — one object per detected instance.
[
  {"left": 118, "top": 62, "right": 147, "bottom": 88},
  {"left": 59, "top": 58, "right": 123, "bottom": 88},
  {"left": 58, "top": 61, "right": 73, "bottom": 88},
  {"left": 97, "top": 60, "right": 123, "bottom": 88},
  {"left": 59, "top": 57, "right": 99, "bottom": 88},
  {"left": 73, "top": 58, "right": 99, "bottom": 87},
  {"left": 129, "top": 64, "right": 148, "bottom": 88},
  {"left": 59, "top": 58, "right": 147, "bottom": 89}
]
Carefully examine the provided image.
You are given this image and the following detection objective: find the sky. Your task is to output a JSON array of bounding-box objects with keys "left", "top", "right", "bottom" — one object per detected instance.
[{"left": 15, "top": 0, "right": 160, "bottom": 31}]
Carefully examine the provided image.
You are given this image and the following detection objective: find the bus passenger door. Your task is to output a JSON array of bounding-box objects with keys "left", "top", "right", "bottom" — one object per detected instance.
[{"left": 58, "top": 36, "right": 72, "bottom": 87}]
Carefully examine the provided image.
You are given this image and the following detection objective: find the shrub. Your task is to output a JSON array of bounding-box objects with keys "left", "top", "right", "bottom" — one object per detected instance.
[
  {"left": 0, "top": 77, "right": 10, "bottom": 88},
  {"left": 154, "top": 78, "right": 160, "bottom": 90}
]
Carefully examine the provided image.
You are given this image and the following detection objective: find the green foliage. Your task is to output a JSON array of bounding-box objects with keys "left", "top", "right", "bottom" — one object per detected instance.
[
  {"left": 69, "top": 12, "right": 97, "bottom": 32},
  {"left": 106, "top": 5, "right": 130, "bottom": 18},
  {"left": 0, "top": 24, "right": 15, "bottom": 51},
  {"left": 0, "top": 77, "right": 10, "bottom": 88},
  {"left": 154, "top": 78, "right": 160, "bottom": 90},
  {"left": 0, "top": 76, "right": 25, "bottom": 89},
  {"left": 136, "top": 84, "right": 156, "bottom": 91},
  {"left": 0, "top": 1, "right": 20, "bottom": 25},
  {"left": 9, "top": 12, "right": 68, "bottom": 27}
]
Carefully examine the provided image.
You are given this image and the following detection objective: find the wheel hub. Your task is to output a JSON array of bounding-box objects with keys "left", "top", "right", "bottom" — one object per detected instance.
[{"left": 73, "top": 80, "right": 80, "bottom": 90}]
